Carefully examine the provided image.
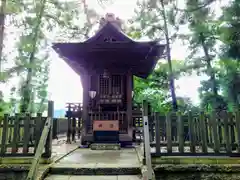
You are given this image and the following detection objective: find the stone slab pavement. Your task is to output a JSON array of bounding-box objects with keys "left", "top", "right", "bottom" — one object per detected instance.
[
  {"left": 52, "top": 148, "right": 141, "bottom": 168},
  {"left": 36, "top": 137, "right": 80, "bottom": 179},
  {"left": 45, "top": 175, "right": 141, "bottom": 180},
  {"left": 51, "top": 138, "right": 80, "bottom": 162}
]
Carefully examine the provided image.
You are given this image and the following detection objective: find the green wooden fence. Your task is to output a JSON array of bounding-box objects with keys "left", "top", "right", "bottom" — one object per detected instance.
[
  {"left": 149, "top": 111, "right": 240, "bottom": 157},
  {"left": 140, "top": 101, "right": 240, "bottom": 157},
  {"left": 0, "top": 101, "right": 54, "bottom": 157}
]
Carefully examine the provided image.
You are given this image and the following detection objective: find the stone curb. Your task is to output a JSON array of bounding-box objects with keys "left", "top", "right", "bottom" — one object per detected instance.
[{"left": 49, "top": 167, "right": 141, "bottom": 176}]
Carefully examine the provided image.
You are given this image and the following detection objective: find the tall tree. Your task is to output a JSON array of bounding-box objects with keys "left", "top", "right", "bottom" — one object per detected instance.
[
  {"left": 130, "top": 0, "right": 185, "bottom": 111},
  {"left": 159, "top": 0, "right": 178, "bottom": 110},
  {"left": 183, "top": 0, "right": 220, "bottom": 111},
  {"left": 216, "top": 0, "right": 240, "bottom": 110},
  {"left": 19, "top": 0, "right": 47, "bottom": 113},
  {"left": 0, "top": 0, "right": 6, "bottom": 73},
  {"left": 133, "top": 60, "right": 190, "bottom": 113}
]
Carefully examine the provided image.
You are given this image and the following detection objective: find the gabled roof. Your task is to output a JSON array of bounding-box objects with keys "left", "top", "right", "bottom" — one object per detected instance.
[
  {"left": 52, "top": 13, "right": 166, "bottom": 79},
  {"left": 84, "top": 21, "right": 133, "bottom": 44}
]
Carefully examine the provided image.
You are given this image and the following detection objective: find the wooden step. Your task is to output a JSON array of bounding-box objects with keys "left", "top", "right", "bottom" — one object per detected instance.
[{"left": 90, "top": 143, "right": 121, "bottom": 150}]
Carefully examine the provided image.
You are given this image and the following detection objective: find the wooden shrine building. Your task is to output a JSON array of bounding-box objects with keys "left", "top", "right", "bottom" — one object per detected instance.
[{"left": 52, "top": 13, "right": 165, "bottom": 145}]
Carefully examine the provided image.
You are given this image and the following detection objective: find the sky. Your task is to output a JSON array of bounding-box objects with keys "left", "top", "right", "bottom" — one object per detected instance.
[{"left": 48, "top": 0, "right": 202, "bottom": 109}]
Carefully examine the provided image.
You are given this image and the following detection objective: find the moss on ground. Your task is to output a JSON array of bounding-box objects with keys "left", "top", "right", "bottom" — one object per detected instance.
[
  {"left": 0, "top": 157, "right": 52, "bottom": 164},
  {"left": 152, "top": 157, "right": 240, "bottom": 178},
  {"left": 154, "top": 164, "right": 240, "bottom": 173},
  {"left": 152, "top": 157, "right": 240, "bottom": 165},
  {"left": 155, "top": 173, "right": 240, "bottom": 180}
]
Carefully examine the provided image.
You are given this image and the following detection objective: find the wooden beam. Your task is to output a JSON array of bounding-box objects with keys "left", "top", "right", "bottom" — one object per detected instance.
[
  {"left": 82, "top": 71, "right": 89, "bottom": 137},
  {"left": 26, "top": 117, "right": 52, "bottom": 180}
]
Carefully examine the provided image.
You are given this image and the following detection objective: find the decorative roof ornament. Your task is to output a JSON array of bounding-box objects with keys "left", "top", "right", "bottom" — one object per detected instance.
[{"left": 99, "top": 13, "right": 123, "bottom": 31}]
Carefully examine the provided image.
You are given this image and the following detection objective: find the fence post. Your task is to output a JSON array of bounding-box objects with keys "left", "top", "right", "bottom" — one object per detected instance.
[
  {"left": 52, "top": 118, "right": 58, "bottom": 139},
  {"left": 66, "top": 104, "right": 72, "bottom": 144},
  {"left": 211, "top": 110, "right": 220, "bottom": 153},
  {"left": 235, "top": 110, "right": 240, "bottom": 153},
  {"left": 188, "top": 111, "right": 196, "bottom": 153},
  {"left": 0, "top": 114, "right": 9, "bottom": 156},
  {"left": 155, "top": 112, "right": 161, "bottom": 156},
  {"left": 43, "top": 100, "right": 54, "bottom": 158},
  {"left": 177, "top": 111, "right": 184, "bottom": 153},
  {"left": 142, "top": 100, "right": 154, "bottom": 180},
  {"left": 72, "top": 117, "right": 76, "bottom": 142}
]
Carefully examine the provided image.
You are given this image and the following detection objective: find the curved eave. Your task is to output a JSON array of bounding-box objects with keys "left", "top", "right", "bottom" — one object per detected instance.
[
  {"left": 61, "top": 56, "right": 84, "bottom": 76},
  {"left": 53, "top": 41, "right": 163, "bottom": 55},
  {"left": 134, "top": 44, "right": 165, "bottom": 79},
  {"left": 52, "top": 43, "right": 82, "bottom": 60},
  {"left": 52, "top": 42, "right": 166, "bottom": 78}
]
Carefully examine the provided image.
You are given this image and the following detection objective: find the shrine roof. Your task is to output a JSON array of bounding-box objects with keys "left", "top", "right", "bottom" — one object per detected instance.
[{"left": 52, "top": 13, "right": 165, "bottom": 78}]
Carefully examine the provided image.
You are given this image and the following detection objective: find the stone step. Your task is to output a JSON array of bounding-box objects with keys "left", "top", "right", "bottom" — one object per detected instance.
[
  {"left": 49, "top": 166, "right": 141, "bottom": 176},
  {"left": 45, "top": 175, "right": 142, "bottom": 180},
  {"left": 90, "top": 143, "right": 121, "bottom": 150}
]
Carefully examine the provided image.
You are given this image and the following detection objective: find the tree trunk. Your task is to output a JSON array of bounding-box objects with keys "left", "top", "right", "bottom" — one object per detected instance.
[
  {"left": 199, "top": 33, "right": 218, "bottom": 109},
  {"left": 21, "top": 0, "right": 47, "bottom": 113},
  {"left": 0, "top": 0, "right": 6, "bottom": 74},
  {"left": 160, "top": 0, "right": 178, "bottom": 111}
]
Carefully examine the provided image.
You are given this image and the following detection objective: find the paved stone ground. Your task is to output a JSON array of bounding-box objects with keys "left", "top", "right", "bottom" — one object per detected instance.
[
  {"left": 44, "top": 145, "right": 143, "bottom": 179},
  {"left": 36, "top": 137, "right": 81, "bottom": 179},
  {"left": 45, "top": 175, "right": 141, "bottom": 179},
  {"left": 52, "top": 148, "right": 141, "bottom": 168},
  {"left": 51, "top": 137, "right": 80, "bottom": 162},
  {"left": 42, "top": 137, "right": 144, "bottom": 179}
]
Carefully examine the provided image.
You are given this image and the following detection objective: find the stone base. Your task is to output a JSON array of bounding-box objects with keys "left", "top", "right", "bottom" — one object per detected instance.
[
  {"left": 82, "top": 133, "right": 133, "bottom": 144},
  {"left": 90, "top": 143, "right": 121, "bottom": 150}
]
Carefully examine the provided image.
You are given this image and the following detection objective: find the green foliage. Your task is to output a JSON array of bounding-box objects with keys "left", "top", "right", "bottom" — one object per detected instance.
[
  {"left": 0, "top": 91, "right": 9, "bottom": 117},
  {"left": 216, "top": 60, "right": 240, "bottom": 110},
  {"left": 131, "top": 0, "right": 188, "bottom": 111},
  {"left": 180, "top": 0, "right": 221, "bottom": 110},
  {"left": 219, "top": 0, "right": 240, "bottom": 59},
  {"left": 133, "top": 60, "right": 197, "bottom": 113},
  {"left": 1, "top": 0, "right": 101, "bottom": 114},
  {"left": 1, "top": 0, "right": 240, "bottom": 116}
]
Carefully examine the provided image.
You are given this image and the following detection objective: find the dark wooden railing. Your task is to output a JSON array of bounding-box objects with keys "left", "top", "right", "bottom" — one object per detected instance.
[
  {"left": 148, "top": 110, "right": 240, "bottom": 157},
  {"left": 0, "top": 101, "right": 54, "bottom": 157},
  {"left": 65, "top": 102, "right": 145, "bottom": 143},
  {"left": 65, "top": 103, "right": 82, "bottom": 143},
  {"left": 52, "top": 118, "right": 69, "bottom": 139}
]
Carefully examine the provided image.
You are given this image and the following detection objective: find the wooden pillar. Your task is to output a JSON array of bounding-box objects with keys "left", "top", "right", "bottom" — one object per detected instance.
[
  {"left": 126, "top": 70, "right": 133, "bottom": 133},
  {"left": 81, "top": 72, "right": 89, "bottom": 138},
  {"left": 43, "top": 100, "right": 54, "bottom": 158},
  {"left": 142, "top": 100, "right": 153, "bottom": 179}
]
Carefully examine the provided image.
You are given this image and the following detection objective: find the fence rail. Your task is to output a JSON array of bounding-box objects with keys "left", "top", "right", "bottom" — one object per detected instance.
[{"left": 149, "top": 111, "right": 240, "bottom": 157}]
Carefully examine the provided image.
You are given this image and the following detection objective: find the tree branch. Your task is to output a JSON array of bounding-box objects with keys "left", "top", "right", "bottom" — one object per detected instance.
[
  {"left": 0, "top": 65, "right": 25, "bottom": 82},
  {"left": 174, "top": 0, "right": 216, "bottom": 12}
]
